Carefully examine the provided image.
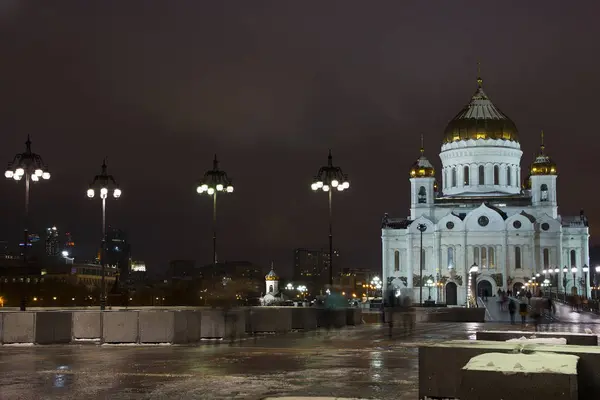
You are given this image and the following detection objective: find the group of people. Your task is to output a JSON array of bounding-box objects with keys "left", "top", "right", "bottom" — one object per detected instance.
[{"left": 502, "top": 291, "right": 556, "bottom": 331}]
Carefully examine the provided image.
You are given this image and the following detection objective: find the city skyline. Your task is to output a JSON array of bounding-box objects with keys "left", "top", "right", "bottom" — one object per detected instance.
[{"left": 1, "top": 2, "right": 599, "bottom": 274}]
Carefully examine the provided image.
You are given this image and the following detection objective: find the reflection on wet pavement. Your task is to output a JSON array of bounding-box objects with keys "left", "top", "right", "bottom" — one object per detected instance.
[{"left": 1, "top": 322, "right": 598, "bottom": 399}]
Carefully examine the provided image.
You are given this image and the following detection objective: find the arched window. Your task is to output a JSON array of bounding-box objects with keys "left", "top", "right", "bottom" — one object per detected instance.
[
  {"left": 451, "top": 168, "right": 457, "bottom": 187},
  {"left": 543, "top": 248, "right": 550, "bottom": 268},
  {"left": 478, "top": 165, "right": 485, "bottom": 185},
  {"left": 481, "top": 247, "right": 487, "bottom": 267},
  {"left": 473, "top": 247, "right": 480, "bottom": 266},
  {"left": 464, "top": 166, "right": 470, "bottom": 185},
  {"left": 488, "top": 247, "right": 495, "bottom": 269},
  {"left": 418, "top": 186, "right": 427, "bottom": 203},
  {"left": 515, "top": 247, "right": 521, "bottom": 269},
  {"left": 507, "top": 166, "right": 512, "bottom": 186},
  {"left": 493, "top": 165, "right": 499, "bottom": 185},
  {"left": 541, "top": 184, "right": 549, "bottom": 202},
  {"left": 447, "top": 247, "right": 454, "bottom": 269},
  {"left": 570, "top": 250, "right": 576, "bottom": 267},
  {"left": 394, "top": 250, "right": 400, "bottom": 272},
  {"left": 269, "top": 285, "right": 273, "bottom": 293}
]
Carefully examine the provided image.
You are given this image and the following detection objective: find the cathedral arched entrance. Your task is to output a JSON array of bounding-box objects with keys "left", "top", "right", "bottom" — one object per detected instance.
[
  {"left": 477, "top": 280, "right": 493, "bottom": 299},
  {"left": 445, "top": 282, "right": 457, "bottom": 305},
  {"left": 513, "top": 282, "right": 523, "bottom": 295}
]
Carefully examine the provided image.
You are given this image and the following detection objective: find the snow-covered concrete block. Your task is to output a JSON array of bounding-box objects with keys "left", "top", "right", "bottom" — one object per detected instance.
[
  {"left": 35, "top": 311, "right": 72, "bottom": 344},
  {"left": 506, "top": 337, "right": 567, "bottom": 345},
  {"left": 102, "top": 311, "right": 139, "bottom": 343},
  {"left": 139, "top": 311, "right": 175, "bottom": 343},
  {"left": 2, "top": 312, "right": 35, "bottom": 343},
  {"left": 460, "top": 352, "right": 578, "bottom": 400},
  {"left": 72, "top": 311, "right": 102, "bottom": 339},
  {"left": 290, "top": 307, "right": 317, "bottom": 330},
  {"left": 476, "top": 330, "right": 598, "bottom": 346}
]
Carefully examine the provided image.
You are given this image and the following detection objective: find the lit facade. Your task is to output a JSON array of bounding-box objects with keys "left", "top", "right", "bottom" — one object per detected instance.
[{"left": 381, "top": 77, "right": 590, "bottom": 305}]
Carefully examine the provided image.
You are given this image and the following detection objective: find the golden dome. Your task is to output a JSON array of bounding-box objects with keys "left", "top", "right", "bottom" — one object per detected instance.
[
  {"left": 409, "top": 136, "right": 435, "bottom": 178},
  {"left": 443, "top": 77, "right": 519, "bottom": 144},
  {"left": 530, "top": 131, "right": 557, "bottom": 176},
  {"left": 265, "top": 267, "right": 279, "bottom": 281}
]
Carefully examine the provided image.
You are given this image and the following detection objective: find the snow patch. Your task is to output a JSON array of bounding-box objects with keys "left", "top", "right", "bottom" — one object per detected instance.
[
  {"left": 73, "top": 338, "right": 101, "bottom": 342},
  {"left": 101, "top": 342, "right": 172, "bottom": 346},
  {"left": 463, "top": 352, "right": 578, "bottom": 375},
  {"left": 3, "top": 342, "right": 34, "bottom": 346},
  {"left": 506, "top": 337, "right": 567, "bottom": 345}
]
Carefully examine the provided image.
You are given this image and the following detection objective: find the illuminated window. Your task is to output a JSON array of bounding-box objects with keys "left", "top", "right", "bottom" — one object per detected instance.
[
  {"left": 394, "top": 250, "right": 400, "bottom": 272},
  {"left": 478, "top": 165, "right": 485, "bottom": 185},
  {"left": 515, "top": 247, "right": 521, "bottom": 269},
  {"left": 447, "top": 247, "right": 454, "bottom": 269},
  {"left": 463, "top": 166, "right": 470, "bottom": 185},
  {"left": 543, "top": 248, "right": 550, "bottom": 268},
  {"left": 493, "top": 165, "right": 499, "bottom": 185},
  {"left": 418, "top": 186, "right": 426, "bottom": 203},
  {"left": 541, "top": 184, "right": 549, "bottom": 202}
]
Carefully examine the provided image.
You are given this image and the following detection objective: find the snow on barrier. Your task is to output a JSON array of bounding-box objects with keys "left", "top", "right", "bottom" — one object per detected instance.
[
  {"left": 419, "top": 339, "right": 600, "bottom": 400},
  {"left": 460, "top": 352, "right": 579, "bottom": 400},
  {"left": 476, "top": 330, "right": 598, "bottom": 346}
]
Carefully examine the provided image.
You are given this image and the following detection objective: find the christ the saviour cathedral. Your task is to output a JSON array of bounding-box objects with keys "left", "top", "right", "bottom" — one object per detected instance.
[{"left": 381, "top": 75, "right": 590, "bottom": 306}]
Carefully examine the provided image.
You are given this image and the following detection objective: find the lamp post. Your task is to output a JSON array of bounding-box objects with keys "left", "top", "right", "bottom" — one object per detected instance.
[
  {"left": 426, "top": 278, "right": 433, "bottom": 300},
  {"left": 196, "top": 155, "right": 234, "bottom": 284},
  {"left": 371, "top": 276, "right": 382, "bottom": 298},
  {"left": 86, "top": 159, "right": 121, "bottom": 310},
  {"left": 469, "top": 264, "right": 479, "bottom": 307},
  {"left": 595, "top": 266, "right": 600, "bottom": 300},
  {"left": 562, "top": 266, "right": 568, "bottom": 301},
  {"left": 417, "top": 223, "right": 427, "bottom": 304},
  {"left": 4, "top": 136, "right": 51, "bottom": 262},
  {"left": 310, "top": 150, "right": 350, "bottom": 286},
  {"left": 571, "top": 267, "right": 577, "bottom": 295}
]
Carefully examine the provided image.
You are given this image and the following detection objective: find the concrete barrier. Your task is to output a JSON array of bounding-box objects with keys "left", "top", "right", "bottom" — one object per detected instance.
[
  {"left": 476, "top": 330, "right": 598, "bottom": 346},
  {"left": 173, "top": 310, "right": 201, "bottom": 343},
  {"left": 102, "top": 311, "right": 139, "bottom": 343},
  {"left": 200, "top": 308, "right": 245, "bottom": 339},
  {"left": 72, "top": 311, "right": 102, "bottom": 340},
  {"left": 246, "top": 307, "right": 292, "bottom": 333},
  {"left": 316, "top": 309, "right": 347, "bottom": 328},
  {"left": 2, "top": 312, "right": 35, "bottom": 343},
  {"left": 291, "top": 307, "right": 317, "bottom": 330},
  {"left": 460, "top": 352, "right": 579, "bottom": 400},
  {"left": 419, "top": 340, "right": 600, "bottom": 400},
  {"left": 35, "top": 312, "right": 72, "bottom": 344},
  {"left": 139, "top": 311, "right": 175, "bottom": 343},
  {"left": 346, "top": 308, "right": 362, "bottom": 325}
]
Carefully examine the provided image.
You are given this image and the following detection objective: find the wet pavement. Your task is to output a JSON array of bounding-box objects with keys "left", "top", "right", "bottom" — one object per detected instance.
[{"left": 2, "top": 321, "right": 600, "bottom": 400}]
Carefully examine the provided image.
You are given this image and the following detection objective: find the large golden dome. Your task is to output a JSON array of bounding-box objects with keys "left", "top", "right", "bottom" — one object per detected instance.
[
  {"left": 443, "top": 77, "right": 519, "bottom": 144},
  {"left": 530, "top": 131, "right": 557, "bottom": 176}
]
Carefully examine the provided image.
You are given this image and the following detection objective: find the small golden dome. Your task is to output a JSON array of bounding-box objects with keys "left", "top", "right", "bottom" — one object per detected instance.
[
  {"left": 265, "top": 267, "right": 279, "bottom": 281},
  {"left": 410, "top": 135, "right": 435, "bottom": 178},
  {"left": 530, "top": 131, "right": 557, "bottom": 176},
  {"left": 443, "top": 77, "right": 519, "bottom": 144}
]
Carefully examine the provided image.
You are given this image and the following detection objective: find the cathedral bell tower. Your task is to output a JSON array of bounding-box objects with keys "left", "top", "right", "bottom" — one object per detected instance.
[
  {"left": 409, "top": 135, "right": 436, "bottom": 220},
  {"left": 529, "top": 131, "right": 558, "bottom": 218}
]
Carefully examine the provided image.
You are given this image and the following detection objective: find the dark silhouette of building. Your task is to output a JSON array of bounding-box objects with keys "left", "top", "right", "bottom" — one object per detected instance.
[
  {"left": 105, "top": 228, "right": 131, "bottom": 281},
  {"left": 293, "top": 248, "right": 340, "bottom": 291},
  {"left": 168, "top": 260, "right": 200, "bottom": 281}
]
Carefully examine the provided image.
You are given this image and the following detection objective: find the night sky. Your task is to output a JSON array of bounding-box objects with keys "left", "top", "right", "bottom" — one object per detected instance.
[{"left": 1, "top": 1, "right": 599, "bottom": 277}]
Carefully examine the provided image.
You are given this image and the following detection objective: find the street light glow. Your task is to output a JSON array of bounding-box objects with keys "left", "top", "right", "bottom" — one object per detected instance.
[{"left": 87, "top": 188, "right": 94, "bottom": 198}]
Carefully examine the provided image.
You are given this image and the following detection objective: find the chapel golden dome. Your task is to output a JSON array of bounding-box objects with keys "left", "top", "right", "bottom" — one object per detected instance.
[
  {"left": 409, "top": 135, "right": 435, "bottom": 178},
  {"left": 530, "top": 131, "right": 557, "bottom": 176},
  {"left": 265, "top": 266, "right": 279, "bottom": 281},
  {"left": 443, "top": 76, "right": 519, "bottom": 144}
]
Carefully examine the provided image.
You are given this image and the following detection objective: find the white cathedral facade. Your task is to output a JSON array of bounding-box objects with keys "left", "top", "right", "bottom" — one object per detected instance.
[{"left": 381, "top": 76, "right": 590, "bottom": 306}]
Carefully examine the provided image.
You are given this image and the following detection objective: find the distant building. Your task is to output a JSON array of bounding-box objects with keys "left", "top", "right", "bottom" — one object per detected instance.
[
  {"left": 168, "top": 260, "right": 199, "bottom": 280},
  {"left": 45, "top": 226, "right": 60, "bottom": 256},
  {"left": 105, "top": 228, "right": 131, "bottom": 280},
  {"left": 293, "top": 248, "right": 340, "bottom": 290},
  {"left": 335, "top": 268, "right": 373, "bottom": 298}
]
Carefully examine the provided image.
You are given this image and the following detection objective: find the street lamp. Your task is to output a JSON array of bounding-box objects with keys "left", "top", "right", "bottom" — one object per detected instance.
[
  {"left": 310, "top": 150, "right": 350, "bottom": 286},
  {"left": 4, "top": 136, "right": 51, "bottom": 261},
  {"left": 417, "top": 223, "right": 427, "bottom": 304},
  {"left": 196, "top": 155, "right": 234, "bottom": 281},
  {"left": 297, "top": 285, "right": 307, "bottom": 300},
  {"left": 87, "top": 159, "right": 121, "bottom": 310},
  {"left": 595, "top": 266, "right": 600, "bottom": 300},
  {"left": 571, "top": 266, "right": 577, "bottom": 295},
  {"left": 583, "top": 265, "right": 589, "bottom": 299},
  {"left": 426, "top": 278, "right": 434, "bottom": 300},
  {"left": 469, "top": 264, "right": 479, "bottom": 307},
  {"left": 563, "top": 266, "right": 568, "bottom": 300},
  {"left": 371, "top": 276, "right": 382, "bottom": 297}
]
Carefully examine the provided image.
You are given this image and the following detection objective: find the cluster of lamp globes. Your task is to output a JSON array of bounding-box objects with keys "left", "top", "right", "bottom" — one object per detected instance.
[
  {"left": 196, "top": 183, "right": 234, "bottom": 195},
  {"left": 86, "top": 187, "right": 122, "bottom": 199},
  {"left": 4, "top": 167, "right": 50, "bottom": 182},
  {"left": 310, "top": 179, "right": 350, "bottom": 192},
  {"left": 285, "top": 283, "right": 308, "bottom": 293}
]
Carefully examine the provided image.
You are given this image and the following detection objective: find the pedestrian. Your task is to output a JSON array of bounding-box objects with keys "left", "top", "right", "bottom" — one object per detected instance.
[
  {"left": 508, "top": 299, "right": 516, "bottom": 324},
  {"left": 519, "top": 301, "right": 528, "bottom": 325}
]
